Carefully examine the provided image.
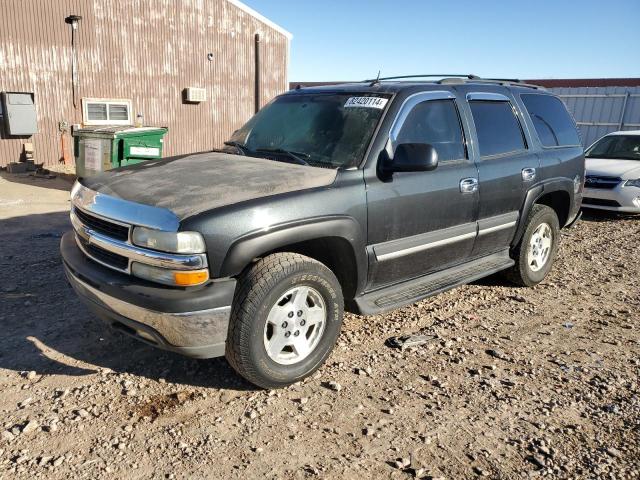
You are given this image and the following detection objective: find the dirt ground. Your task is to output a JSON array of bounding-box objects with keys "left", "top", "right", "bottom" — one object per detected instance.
[{"left": 0, "top": 173, "right": 638, "bottom": 479}]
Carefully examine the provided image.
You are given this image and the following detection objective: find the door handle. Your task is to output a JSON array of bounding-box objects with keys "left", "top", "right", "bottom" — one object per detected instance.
[
  {"left": 459, "top": 177, "right": 478, "bottom": 194},
  {"left": 522, "top": 167, "right": 536, "bottom": 182}
]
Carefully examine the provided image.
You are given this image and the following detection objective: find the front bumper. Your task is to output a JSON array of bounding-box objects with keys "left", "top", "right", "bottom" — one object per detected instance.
[
  {"left": 61, "top": 231, "right": 235, "bottom": 359},
  {"left": 582, "top": 184, "right": 640, "bottom": 213}
]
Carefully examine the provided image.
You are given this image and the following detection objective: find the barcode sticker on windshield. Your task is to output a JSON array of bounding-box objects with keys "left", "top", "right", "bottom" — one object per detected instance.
[{"left": 344, "top": 97, "right": 388, "bottom": 109}]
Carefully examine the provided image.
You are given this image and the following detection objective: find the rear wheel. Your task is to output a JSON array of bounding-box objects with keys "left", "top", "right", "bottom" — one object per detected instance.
[
  {"left": 506, "top": 204, "right": 560, "bottom": 287},
  {"left": 226, "top": 253, "right": 344, "bottom": 389}
]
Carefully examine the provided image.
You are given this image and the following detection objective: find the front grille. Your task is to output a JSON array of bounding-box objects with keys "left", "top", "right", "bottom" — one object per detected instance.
[
  {"left": 74, "top": 207, "right": 130, "bottom": 241},
  {"left": 582, "top": 197, "right": 621, "bottom": 207},
  {"left": 78, "top": 236, "right": 129, "bottom": 271},
  {"left": 584, "top": 176, "right": 620, "bottom": 190}
]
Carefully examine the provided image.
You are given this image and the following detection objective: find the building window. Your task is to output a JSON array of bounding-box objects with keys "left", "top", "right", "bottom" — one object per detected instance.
[{"left": 82, "top": 98, "right": 132, "bottom": 125}]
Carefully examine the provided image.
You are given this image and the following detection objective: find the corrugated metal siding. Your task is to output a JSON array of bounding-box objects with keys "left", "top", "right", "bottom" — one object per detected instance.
[
  {"left": 549, "top": 86, "right": 640, "bottom": 147},
  {"left": 0, "top": 0, "right": 289, "bottom": 168}
]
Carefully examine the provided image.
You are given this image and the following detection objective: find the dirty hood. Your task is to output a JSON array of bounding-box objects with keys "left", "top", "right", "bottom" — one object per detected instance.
[{"left": 81, "top": 152, "right": 337, "bottom": 220}]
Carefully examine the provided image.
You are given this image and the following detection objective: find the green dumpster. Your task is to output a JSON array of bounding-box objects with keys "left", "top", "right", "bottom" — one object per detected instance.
[{"left": 73, "top": 126, "right": 168, "bottom": 177}]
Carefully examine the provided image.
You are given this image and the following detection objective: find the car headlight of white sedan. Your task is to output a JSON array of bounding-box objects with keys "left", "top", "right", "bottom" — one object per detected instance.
[{"left": 623, "top": 178, "right": 640, "bottom": 188}]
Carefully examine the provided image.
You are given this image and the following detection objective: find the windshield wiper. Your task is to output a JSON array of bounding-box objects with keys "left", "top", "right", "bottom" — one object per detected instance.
[
  {"left": 224, "top": 141, "right": 253, "bottom": 156},
  {"left": 255, "top": 148, "right": 311, "bottom": 166}
]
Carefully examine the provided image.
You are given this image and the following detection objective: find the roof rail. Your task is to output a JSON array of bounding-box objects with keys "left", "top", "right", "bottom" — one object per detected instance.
[
  {"left": 366, "top": 74, "right": 479, "bottom": 86},
  {"left": 438, "top": 77, "right": 543, "bottom": 90},
  {"left": 363, "top": 74, "right": 545, "bottom": 90}
]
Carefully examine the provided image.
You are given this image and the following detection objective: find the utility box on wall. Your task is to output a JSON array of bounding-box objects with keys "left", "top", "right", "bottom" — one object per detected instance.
[
  {"left": 1, "top": 92, "right": 38, "bottom": 136},
  {"left": 184, "top": 87, "right": 206, "bottom": 103}
]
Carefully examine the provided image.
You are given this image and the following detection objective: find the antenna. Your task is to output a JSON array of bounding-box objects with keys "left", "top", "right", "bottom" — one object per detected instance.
[{"left": 369, "top": 70, "right": 382, "bottom": 87}]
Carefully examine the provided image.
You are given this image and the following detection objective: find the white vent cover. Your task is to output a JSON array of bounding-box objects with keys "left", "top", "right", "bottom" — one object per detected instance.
[{"left": 185, "top": 87, "right": 206, "bottom": 103}]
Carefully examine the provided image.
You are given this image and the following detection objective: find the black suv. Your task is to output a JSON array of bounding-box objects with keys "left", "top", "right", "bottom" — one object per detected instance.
[{"left": 61, "top": 75, "right": 584, "bottom": 388}]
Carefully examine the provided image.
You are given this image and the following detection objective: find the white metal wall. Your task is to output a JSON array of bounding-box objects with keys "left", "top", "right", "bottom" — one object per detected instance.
[{"left": 550, "top": 86, "right": 640, "bottom": 147}]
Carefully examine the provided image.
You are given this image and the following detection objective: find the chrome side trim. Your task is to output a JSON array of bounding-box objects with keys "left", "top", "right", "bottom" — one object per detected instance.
[
  {"left": 478, "top": 221, "right": 517, "bottom": 236},
  {"left": 466, "top": 92, "right": 511, "bottom": 102},
  {"left": 71, "top": 209, "right": 207, "bottom": 273},
  {"left": 477, "top": 211, "right": 520, "bottom": 237},
  {"left": 375, "top": 230, "right": 477, "bottom": 262},
  {"left": 65, "top": 270, "right": 231, "bottom": 348},
  {"left": 71, "top": 181, "right": 180, "bottom": 232}
]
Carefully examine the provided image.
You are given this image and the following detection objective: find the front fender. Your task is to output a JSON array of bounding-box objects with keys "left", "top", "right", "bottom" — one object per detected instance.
[{"left": 219, "top": 215, "right": 368, "bottom": 292}]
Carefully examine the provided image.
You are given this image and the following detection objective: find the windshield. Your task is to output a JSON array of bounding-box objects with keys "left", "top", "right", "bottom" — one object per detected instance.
[
  {"left": 586, "top": 135, "right": 640, "bottom": 161},
  {"left": 227, "top": 93, "right": 390, "bottom": 168}
]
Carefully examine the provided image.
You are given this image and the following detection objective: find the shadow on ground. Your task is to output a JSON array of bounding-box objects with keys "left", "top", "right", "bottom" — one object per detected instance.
[
  {"left": 0, "top": 170, "right": 74, "bottom": 192},
  {"left": 2, "top": 207, "right": 631, "bottom": 391},
  {"left": 470, "top": 208, "right": 632, "bottom": 288},
  {"left": 580, "top": 207, "right": 639, "bottom": 223},
  {"left": 0, "top": 210, "right": 255, "bottom": 392}
]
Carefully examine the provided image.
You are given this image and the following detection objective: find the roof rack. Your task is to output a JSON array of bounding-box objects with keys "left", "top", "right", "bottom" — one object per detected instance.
[
  {"left": 438, "top": 77, "right": 543, "bottom": 90},
  {"left": 364, "top": 74, "right": 544, "bottom": 90},
  {"left": 366, "top": 74, "right": 479, "bottom": 85},
  {"left": 481, "top": 78, "right": 544, "bottom": 90}
]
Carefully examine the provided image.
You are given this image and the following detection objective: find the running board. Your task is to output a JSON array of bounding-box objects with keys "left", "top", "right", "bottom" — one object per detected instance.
[{"left": 355, "top": 250, "right": 514, "bottom": 315}]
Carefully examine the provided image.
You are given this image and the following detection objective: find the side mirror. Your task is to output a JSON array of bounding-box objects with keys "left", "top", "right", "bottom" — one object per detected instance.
[{"left": 387, "top": 143, "right": 439, "bottom": 173}]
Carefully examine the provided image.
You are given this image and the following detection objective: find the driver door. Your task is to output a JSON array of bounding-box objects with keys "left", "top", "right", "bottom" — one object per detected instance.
[{"left": 365, "top": 91, "right": 479, "bottom": 289}]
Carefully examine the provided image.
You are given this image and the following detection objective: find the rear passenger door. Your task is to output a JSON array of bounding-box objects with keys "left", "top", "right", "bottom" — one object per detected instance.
[
  {"left": 366, "top": 91, "right": 478, "bottom": 289},
  {"left": 465, "top": 92, "right": 539, "bottom": 257}
]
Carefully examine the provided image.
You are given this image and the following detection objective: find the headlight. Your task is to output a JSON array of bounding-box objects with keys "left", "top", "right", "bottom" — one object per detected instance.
[
  {"left": 624, "top": 178, "right": 640, "bottom": 188},
  {"left": 131, "top": 263, "right": 209, "bottom": 287},
  {"left": 132, "top": 227, "right": 206, "bottom": 254}
]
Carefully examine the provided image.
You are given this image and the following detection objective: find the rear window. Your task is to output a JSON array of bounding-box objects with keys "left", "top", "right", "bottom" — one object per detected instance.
[
  {"left": 521, "top": 94, "right": 581, "bottom": 147},
  {"left": 469, "top": 101, "right": 526, "bottom": 157}
]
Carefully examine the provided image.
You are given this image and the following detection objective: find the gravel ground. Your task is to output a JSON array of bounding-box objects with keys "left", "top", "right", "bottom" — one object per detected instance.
[{"left": 0, "top": 175, "right": 638, "bottom": 479}]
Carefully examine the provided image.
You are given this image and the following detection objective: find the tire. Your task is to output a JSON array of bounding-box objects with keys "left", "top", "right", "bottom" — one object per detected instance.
[
  {"left": 505, "top": 204, "right": 560, "bottom": 287},
  {"left": 226, "top": 253, "right": 344, "bottom": 389}
]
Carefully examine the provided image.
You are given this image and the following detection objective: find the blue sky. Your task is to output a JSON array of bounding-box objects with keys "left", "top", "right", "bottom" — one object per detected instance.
[{"left": 243, "top": 0, "right": 640, "bottom": 81}]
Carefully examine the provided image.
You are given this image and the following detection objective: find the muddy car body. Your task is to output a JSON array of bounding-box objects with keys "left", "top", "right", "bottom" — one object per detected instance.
[{"left": 61, "top": 76, "right": 585, "bottom": 388}]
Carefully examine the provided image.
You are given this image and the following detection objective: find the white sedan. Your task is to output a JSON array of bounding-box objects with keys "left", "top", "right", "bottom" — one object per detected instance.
[{"left": 583, "top": 130, "right": 640, "bottom": 213}]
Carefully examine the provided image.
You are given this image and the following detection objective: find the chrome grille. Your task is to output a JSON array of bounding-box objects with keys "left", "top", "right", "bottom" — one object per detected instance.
[
  {"left": 582, "top": 197, "right": 621, "bottom": 207},
  {"left": 584, "top": 175, "right": 621, "bottom": 190},
  {"left": 76, "top": 236, "right": 129, "bottom": 271},
  {"left": 74, "top": 207, "right": 130, "bottom": 241},
  {"left": 70, "top": 182, "right": 208, "bottom": 278}
]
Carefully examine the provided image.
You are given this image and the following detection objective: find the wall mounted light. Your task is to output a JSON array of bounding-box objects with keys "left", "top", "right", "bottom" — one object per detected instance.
[{"left": 65, "top": 15, "right": 83, "bottom": 108}]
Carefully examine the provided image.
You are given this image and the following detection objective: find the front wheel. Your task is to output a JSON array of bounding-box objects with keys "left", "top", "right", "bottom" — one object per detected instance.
[
  {"left": 226, "top": 253, "right": 344, "bottom": 389},
  {"left": 505, "top": 204, "right": 560, "bottom": 287}
]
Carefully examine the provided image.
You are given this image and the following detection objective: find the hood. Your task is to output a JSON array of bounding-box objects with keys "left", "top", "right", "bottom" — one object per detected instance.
[
  {"left": 585, "top": 158, "right": 640, "bottom": 178},
  {"left": 81, "top": 152, "right": 338, "bottom": 220}
]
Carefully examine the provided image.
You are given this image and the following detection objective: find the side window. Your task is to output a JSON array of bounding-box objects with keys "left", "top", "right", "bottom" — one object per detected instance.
[
  {"left": 469, "top": 101, "right": 526, "bottom": 157},
  {"left": 396, "top": 100, "right": 466, "bottom": 162},
  {"left": 521, "top": 94, "right": 581, "bottom": 147}
]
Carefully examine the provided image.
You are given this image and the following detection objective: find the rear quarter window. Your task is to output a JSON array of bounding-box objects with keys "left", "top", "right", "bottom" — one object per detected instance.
[{"left": 521, "top": 94, "right": 581, "bottom": 147}]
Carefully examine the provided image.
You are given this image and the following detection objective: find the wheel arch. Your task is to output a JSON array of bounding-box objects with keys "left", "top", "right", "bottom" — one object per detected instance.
[
  {"left": 219, "top": 216, "right": 367, "bottom": 300},
  {"left": 513, "top": 179, "right": 573, "bottom": 247},
  {"left": 536, "top": 190, "right": 571, "bottom": 227}
]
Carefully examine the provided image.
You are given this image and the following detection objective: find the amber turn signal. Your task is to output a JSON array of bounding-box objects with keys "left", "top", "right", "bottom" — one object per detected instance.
[{"left": 173, "top": 269, "right": 210, "bottom": 286}]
